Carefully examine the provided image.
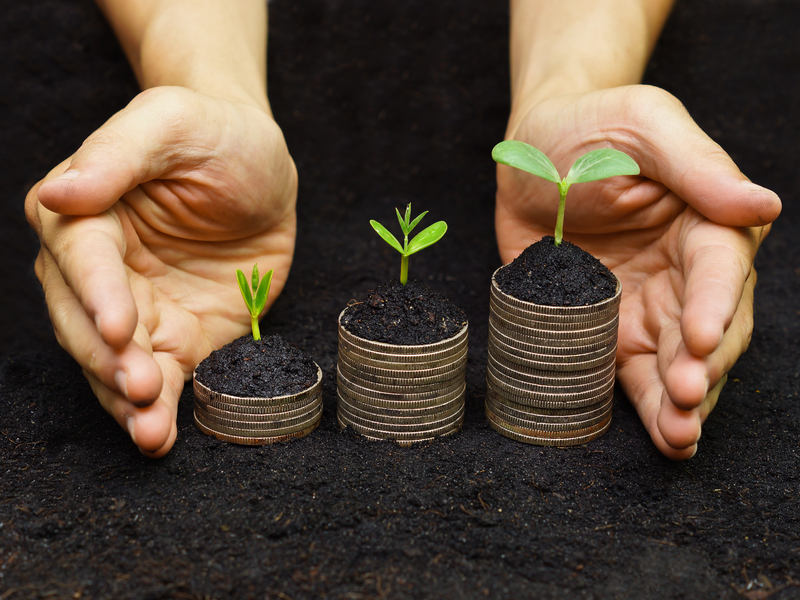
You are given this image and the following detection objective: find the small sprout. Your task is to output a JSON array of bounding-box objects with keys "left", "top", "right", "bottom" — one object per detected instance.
[
  {"left": 492, "top": 141, "right": 640, "bottom": 246},
  {"left": 236, "top": 263, "right": 273, "bottom": 341},
  {"left": 370, "top": 203, "right": 447, "bottom": 285}
]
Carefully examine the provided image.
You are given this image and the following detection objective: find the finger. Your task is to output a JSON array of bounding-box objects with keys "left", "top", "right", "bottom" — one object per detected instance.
[
  {"left": 618, "top": 86, "right": 782, "bottom": 227},
  {"left": 36, "top": 87, "right": 203, "bottom": 216},
  {"left": 39, "top": 206, "right": 140, "bottom": 348},
  {"left": 678, "top": 220, "right": 759, "bottom": 356},
  {"left": 665, "top": 268, "right": 756, "bottom": 410},
  {"left": 38, "top": 246, "right": 163, "bottom": 405}
]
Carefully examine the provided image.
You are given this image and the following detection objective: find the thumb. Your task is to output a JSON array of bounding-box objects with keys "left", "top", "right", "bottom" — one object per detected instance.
[
  {"left": 37, "top": 87, "right": 201, "bottom": 216},
  {"left": 628, "top": 86, "right": 782, "bottom": 227}
]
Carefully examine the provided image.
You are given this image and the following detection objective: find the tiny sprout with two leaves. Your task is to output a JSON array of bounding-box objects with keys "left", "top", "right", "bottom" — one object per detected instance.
[
  {"left": 236, "top": 263, "right": 273, "bottom": 341},
  {"left": 371, "top": 203, "right": 447, "bottom": 286},
  {"left": 492, "top": 141, "right": 640, "bottom": 246}
]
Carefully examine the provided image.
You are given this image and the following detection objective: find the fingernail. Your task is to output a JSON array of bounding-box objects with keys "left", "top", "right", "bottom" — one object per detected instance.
[
  {"left": 689, "top": 445, "right": 698, "bottom": 459},
  {"left": 55, "top": 169, "right": 80, "bottom": 182},
  {"left": 126, "top": 416, "right": 137, "bottom": 444},
  {"left": 115, "top": 370, "right": 129, "bottom": 398}
]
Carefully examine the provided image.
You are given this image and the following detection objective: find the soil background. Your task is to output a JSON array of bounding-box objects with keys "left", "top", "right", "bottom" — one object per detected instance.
[{"left": 1, "top": 1, "right": 799, "bottom": 598}]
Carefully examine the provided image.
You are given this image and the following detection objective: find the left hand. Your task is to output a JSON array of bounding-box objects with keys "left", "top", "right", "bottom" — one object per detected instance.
[{"left": 495, "top": 85, "right": 781, "bottom": 459}]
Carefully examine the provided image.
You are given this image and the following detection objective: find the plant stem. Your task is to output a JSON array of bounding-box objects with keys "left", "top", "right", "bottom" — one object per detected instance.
[
  {"left": 554, "top": 182, "right": 569, "bottom": 247},
  {"left": 400, "top": 254, "right": 409, "bottom": 286},
  {"left": 251, "top": 315, "right": 261, "bottom": 341}
]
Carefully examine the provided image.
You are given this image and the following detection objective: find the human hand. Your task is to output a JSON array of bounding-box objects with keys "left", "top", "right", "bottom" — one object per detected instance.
[
  {"left": 495, "top": 85, "right": 781, "bottom": 460},
  {"left": 25, "top": 86, "right": 297, "bottom": 457}
]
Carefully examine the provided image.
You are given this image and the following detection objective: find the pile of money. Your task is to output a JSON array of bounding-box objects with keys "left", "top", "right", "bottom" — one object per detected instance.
[
  {"left": 486, "top": 272, "right": 621, "bottom": 446},
  {"left": 337, "top": 312, "right": 468, "bottom": 445},
  {"left": 192, "top": 367, "right": 323, "bottom": 445}
]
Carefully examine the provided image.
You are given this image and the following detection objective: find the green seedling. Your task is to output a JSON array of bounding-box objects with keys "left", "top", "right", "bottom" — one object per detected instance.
[
  {"left": 492, "top": 141, "right": 640, "bottom": 246},
  {"left": 370, "top": 203, "right": 447, "bottom": 286},
  {"left": 236, "top": 263, "right": 273, "bottom": 341}
]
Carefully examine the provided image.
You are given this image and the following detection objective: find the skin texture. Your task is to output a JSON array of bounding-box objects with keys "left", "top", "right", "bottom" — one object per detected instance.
[{"left": 24, "top": 0, "right": 297, "bottom": 458}]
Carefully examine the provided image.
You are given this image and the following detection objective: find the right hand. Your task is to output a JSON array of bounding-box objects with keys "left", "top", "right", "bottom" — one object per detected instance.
[{"left": 25, "top": 86, "right": 298, "bottom": 458}]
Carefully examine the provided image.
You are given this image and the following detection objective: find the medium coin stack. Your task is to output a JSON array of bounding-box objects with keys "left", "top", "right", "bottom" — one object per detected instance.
[
  {"left": 337, "top": 310, "right": 468, "bottom": 445},
  {"left": 485, "top": 270, "right": 621, "bottom": 446},
  {"left": 193, "top": 366, "right": 323, "bottom": 445}
]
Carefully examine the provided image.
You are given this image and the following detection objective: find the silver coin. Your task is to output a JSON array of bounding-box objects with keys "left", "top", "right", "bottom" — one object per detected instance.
[
  {"left": 486, "top": 410, "right": 612, "bottom": 446},
  {"left": 487, "top": 355, "right": 616, "bottom": 386},
  {"left": 490, "top": 297, "right": 616, "bottom": 331},
  {"left": 336, "top": 414, "right": 462, "bottom": 445},
  {"left": 338, "top": 311, "right": 468, "bottom": 354},
  {"left": 194, "top": 412, "right": 320, "bottom": 445},
  {"left": 485, "top": 400, "right": 610, "bottom": 432},
  {"left": 489, "top": 311, "right": 619, "bottom": 341},
  {"left": 193, "top": 365, "right": 323, "bottom": 407},
  {"left": 196, "top": 394, "right": 322, "bottom": 422},
  {"left": 488, "top": 324, "right": 617, "bottom": 356},
  {"left": 488, "top": 316, "right": 619, "bottom": 349},
  {"left": 337, "top": 367, "right": 464, "bottom": 402},
  {"left": 487, "top": 392, "right": 613, "bottom": 422},
  {"left": 489, "top": 283, "right": 620, "bottom": 324},
  {"left": 338, "top": 405, "right": 465, "bottom": 437},
  {"left": 488, "top": 329, "right": 616, "bottom": 365},
  {"left": 486, "top": 363, "right": 616, "bottom": 397},
  {"left": 486, "top": 370, "right": 615, "bottom": 407},
  {"left": 194, "top": 403, "right": 322, "bottom": 432},
  {"left": 338, "top": 332, "right": 469, "bottom": 365},
  {"left": 337, "top": 384, "right": 465, "bottom": 415},
  {"left": 338, "top": 343, "right": 467, "bottom": 371},
  {"left": 196, "top": 392, "right": 321, "bottom": 416},
  {"left": 490, "top": 270, "right": 622, "bottom": 316},
  {"left": 337, "top": 401, "right": 464, "bottom": 433},
  {"left": 337, "top": 348, "right": 467, "bottom": 379},
  {"left": 337, "top": 391, "right": 464, "bottom": 425},
  {"left": 488, "top": 338, "right": 616, "bottom": 373},
  {"left": 336, "top": 360, "right": 466, "bottom": 391}
]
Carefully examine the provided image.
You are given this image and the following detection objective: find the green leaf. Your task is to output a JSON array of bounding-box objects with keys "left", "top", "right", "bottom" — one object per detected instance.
[
  {"left": 407, "top": 210, "right": 428, "bottom": 234},
  {"left": 251, "top": 263, "right": 259, "bottom": 293},
  {"left": 564, "top": 148, "right": 640, "bottom": 185},
  {"left": 253, "top": 268, "right": 273, "bottom": 313},
  {"left": 492, "top": 140, "right": 561, "bottom": 184},
  {"left": 404, "top": 203, "right": 412, "bottom": 226},
  {"left": 406, "top": 221, "right": 447, "bottom": 256},
  {"left": 396, "top": 208, "right": 409, "bottom": 235},
  {"left": 236, "top": 269, "right": 254, "bottom": 314},
  {"left": 370, "top": 220, "right": 404, "bottom": 254}
]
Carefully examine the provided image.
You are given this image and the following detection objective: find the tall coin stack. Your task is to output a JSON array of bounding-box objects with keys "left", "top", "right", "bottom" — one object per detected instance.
[
  {"left": 485, "top": 270, "right": 621, "bottom": 446},
  {"left": 337, "top": 311, "right": 468, "bottom": 445},
  {"left": 193, "top": 367, "right": 323, "bottom": 445}
]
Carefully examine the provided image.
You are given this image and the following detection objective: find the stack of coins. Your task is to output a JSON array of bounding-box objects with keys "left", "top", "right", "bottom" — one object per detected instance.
[
  {"left": 337, "top": 311, "right": 468, "bottom": 445},
  {"left": 485, "top": 271, "right": 621, "bottom": 446},
  {"left": 193, "top": 366, "right": 323, "bottom": 445}
]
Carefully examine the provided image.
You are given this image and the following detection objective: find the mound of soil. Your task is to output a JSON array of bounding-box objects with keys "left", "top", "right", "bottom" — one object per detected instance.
[
  {"left": 194, "top": 334, "right": 318, "bottom": 397},
  {"left": 495, "top": 236, "right": 617, "bottom": 306},
  {"left": 340, "top": 279, "right": 467, "bottom": 345}
]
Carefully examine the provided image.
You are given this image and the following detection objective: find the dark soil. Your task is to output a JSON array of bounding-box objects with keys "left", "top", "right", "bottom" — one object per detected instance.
[
  {"left": 341, "top": 279, "right": 468, "bottom": 345},
  {"left": 194, "top": 335, "right": 318, "bottom": 398},
  {"left": 495, "top": 236, "right": 617, "bottom": 306},
  {"left": 2, "top": 1, "right": 800, "bottom": 599}
]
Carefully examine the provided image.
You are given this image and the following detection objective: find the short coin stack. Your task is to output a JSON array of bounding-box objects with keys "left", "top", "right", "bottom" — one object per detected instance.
[
  {"left": 193, "top": 366, "right": 323, "bottom": 445},
  {"left": 337, "top": 311, "right": 468, "bottom": 445},
  {"left": 485, "top": 271, "right": 621, "bottom": 446}
]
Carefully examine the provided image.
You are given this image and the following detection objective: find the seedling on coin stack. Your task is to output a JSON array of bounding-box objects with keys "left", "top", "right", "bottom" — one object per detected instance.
[
  {"left": 191, "top": 263, "right": 323, "bottom": 446},
  {"left": 336, "top": 204, "right": 469, "bottom": 444},
  {"left": 483, "top": 141, "right": 637, "bottom": 447}
]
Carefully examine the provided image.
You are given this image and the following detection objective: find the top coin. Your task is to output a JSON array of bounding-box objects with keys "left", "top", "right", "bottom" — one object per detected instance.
[
  {"left": 193, "top": 364, "right": 323, "bottom": 408},
  {"left": 490, "top": 269, "right": 621, "bottom": 317}
]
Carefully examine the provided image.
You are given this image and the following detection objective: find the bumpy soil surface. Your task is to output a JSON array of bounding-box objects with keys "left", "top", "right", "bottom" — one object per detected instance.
[
  {"left": 2, "top": 1, "right": 799, "bottom": 599},
  {"left": 195, "top": 335, "right": 318, "bottom": 398},
  {"left": 341, "top": 279, "right": 468, "bottom": 345},
  {"left": 495, "top": 236, "right": 617, "bottom": 306}
]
